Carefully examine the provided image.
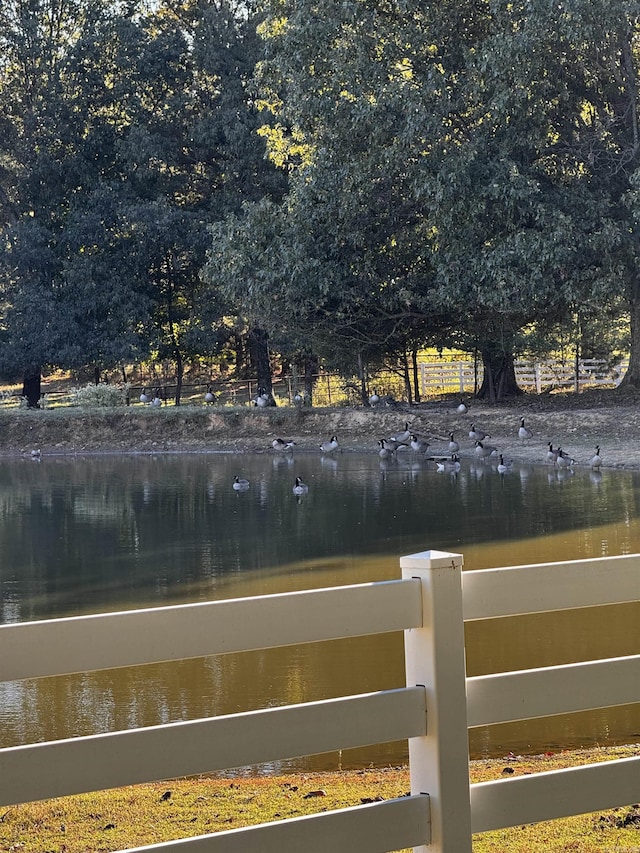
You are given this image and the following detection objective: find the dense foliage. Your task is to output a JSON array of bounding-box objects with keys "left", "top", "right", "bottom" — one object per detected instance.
[{"left": 0, "top": 0, "right": 638, "bottom": 402}]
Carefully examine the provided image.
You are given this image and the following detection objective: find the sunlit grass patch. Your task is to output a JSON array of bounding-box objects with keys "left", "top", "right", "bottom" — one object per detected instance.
[{"left": 1, "top": 747, "right": 639, "bottom": 852}]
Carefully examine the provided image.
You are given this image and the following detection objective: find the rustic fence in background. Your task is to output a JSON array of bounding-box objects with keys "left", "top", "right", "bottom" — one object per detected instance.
[{"left": 0, "top": 358, "right": 628, "bottom": 409}]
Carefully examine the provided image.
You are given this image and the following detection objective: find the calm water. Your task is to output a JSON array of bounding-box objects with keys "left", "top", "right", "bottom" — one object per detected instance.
[{"left": 0, "top": 451, "right": 639, "bottom": 771}]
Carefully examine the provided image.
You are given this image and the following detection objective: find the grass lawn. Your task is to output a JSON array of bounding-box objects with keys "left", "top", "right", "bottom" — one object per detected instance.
[{"left": 1, "top": 745, "right": 639, "bottom": 852}]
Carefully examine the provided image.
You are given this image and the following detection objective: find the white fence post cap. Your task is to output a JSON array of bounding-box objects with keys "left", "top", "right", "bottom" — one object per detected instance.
[{"left": 400, "top": 550, "right": 464, "bottom": 570}]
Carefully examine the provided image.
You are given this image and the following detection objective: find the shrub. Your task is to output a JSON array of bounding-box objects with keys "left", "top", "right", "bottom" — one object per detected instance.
[{"left": 72, "top": 383, "right": 129, "bottom": 408}]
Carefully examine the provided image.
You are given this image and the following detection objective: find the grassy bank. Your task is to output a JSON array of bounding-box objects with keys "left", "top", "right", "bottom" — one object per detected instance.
[{"left": 2, "top": 746, "right": 638, "bottom": 852}]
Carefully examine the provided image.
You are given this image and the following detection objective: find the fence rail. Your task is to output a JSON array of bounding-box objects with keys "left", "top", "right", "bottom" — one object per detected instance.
[
  {"left": 419, "top": 358, "right": 627, "bottom": 397},
  {"left": 0, "top": 357, "right": 628, "bottom": 410},
  {"left": 1, "top": 551, "right": 639, "bottom": 852}
]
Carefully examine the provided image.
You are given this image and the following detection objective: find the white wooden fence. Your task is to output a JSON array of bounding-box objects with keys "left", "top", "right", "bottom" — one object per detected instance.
[
  {"left": 1, "top": 550, "right": 639, "bottom": 852},
  {"left": 419, "top": 358, "right": 627, "bottom": 396}
]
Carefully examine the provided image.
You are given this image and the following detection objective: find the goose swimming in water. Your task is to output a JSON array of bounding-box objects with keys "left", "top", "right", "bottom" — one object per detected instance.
[
  {"left": 436, "top": 455, "right": 460, "bottom": 473},
  {"left": 497, "top": 454, "right": 512, "bottom": 474},
  {"left": 292, "top": 476, "right": 309, "bottom": 495},
  {"left": 378, "top": 439, "right": 396, "bottom": 459},
  {"left": 232, "top": 476, "right": 250, "bottom": 491}
]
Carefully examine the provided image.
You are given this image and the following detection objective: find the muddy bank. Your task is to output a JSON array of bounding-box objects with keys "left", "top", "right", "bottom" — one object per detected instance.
[{"left": 1, "top": 389, "right": 640, "bottom": 469}]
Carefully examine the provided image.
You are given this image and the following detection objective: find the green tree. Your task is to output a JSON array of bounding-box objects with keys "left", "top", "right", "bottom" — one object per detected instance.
[
  {"left": 225, "top": 0, "right": 637, "bottom": 402},
  {"left": 0, "top": 0, "right": 152, "bottom": 402}
]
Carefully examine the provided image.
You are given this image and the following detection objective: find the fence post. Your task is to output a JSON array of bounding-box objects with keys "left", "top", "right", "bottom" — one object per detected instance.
[{"left": 401, "top": 549, "right": 472, "bottom": 853}]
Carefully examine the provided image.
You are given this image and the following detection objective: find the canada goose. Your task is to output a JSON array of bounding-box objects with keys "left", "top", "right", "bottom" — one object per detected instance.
[
  {"left": 409, "top": 434, "right": 430, "bottom": 453},
  {"left": 378, "top": 439, "right": 396, "bottom": 459},
  {"left": 232, "top": 476, "right": 250, "bottom": 491},
  {"left": 151, "top": 389, "right": 162, "bottom": 407},
  {"left": 319, "top": 435, "right": 340, "bottom": 454},
  {"left": 469, "top": 423, "right": 491, "bottom": 441},
  {"left": 448, "top": 433, "right": 460, "bottom": 454},
  {"left": 457, "top": 400, "right": 468, "bottom": 414},
  {"left": 204, "top": 385, "right": 215, "bottom": 404},
  {"left": 139, "top": 388, "right": 150, "bottom": 404},
  {"left": 546, "top": 443, "right": 559, "bottom": 464},
  {"left": 293, "top": 392, "right": 304, "bottom": 407},
  {"left": 497, "top": 454, "right": 511, "bottom": 474},
  {"left": 555, "top": 447, "right": 574, "bottom": 468},
  {"left": 390, "top": 422, "right": 412, "bottom": 444},
  {"left": 518, "top": 417, "right": 533, "bottom": 441},
  {"left": 589, "top": 446, "right": 602, "bottom": 469},
  {"left": 292, "top": 476, "right": 309, "bottom": 495},
  {"left": 382, "top": 436, "right": 406, "bottom": 451},
  {"left": 436, "top": 455, "right": 461, "bottom": 473},
  {"left": 272, "top": 438, "right": 296, "bottom": 452},
  {"left": 368, "top": 390, "right": 380, "bottom": 407},
  {"left": 474, "top": 440, "right": 498, "bottom": 459},
  {"left": 254, "top": 389, "right": 271, "bottom": 407}
]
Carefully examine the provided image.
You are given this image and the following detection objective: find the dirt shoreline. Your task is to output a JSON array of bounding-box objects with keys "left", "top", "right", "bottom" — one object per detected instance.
[{"left": 2, "top": 388, "right": 640, "bottom": 469}]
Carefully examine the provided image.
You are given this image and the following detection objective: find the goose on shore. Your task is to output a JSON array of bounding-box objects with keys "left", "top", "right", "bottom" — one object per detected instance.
[
  {"left": 469, "top": 423, "right": 490, "bottom": 441},
  {"left": 319, "top": 435, "right": 340, "bottom": 454},
  {"left": 368, "top": 390, "right": 380, "bottom": 407},
  {"left": 589, "top": 446, "right": 602, "bottom": 469},
  {"left": 556, "top": 447, "right": 574, "bottom": 468},
  {"left": 546, "top": 443, "right": 559, "bottom": 464},
  {"left": 204, "top": 385, "right": 215, "bottom": 404},
  {"left": 272, "top": 438, "right": 296, "bottom": 452},
  {"left": 474, "top": 440, "right": 498, "bottom": 459},
  {"left": 448, "top": 433, "right": 460, "bottom": 454},
  {"left": 518, "top": 417, "right": 533, "bottom": 441},
  {"left": 457, "top": 400, "right": 468, "bottom": 414},
  {"left": 409, "top": 434, "right": 430, "bottom": 453},
  {"left": 151, "top": 389, "right": 163, "bottom": 407},
  {"left": 390, "top": 422, "right": 412, "bottom": 444},
  {"left": 139, "top": 388, "right": 150, "bottom": 404},
  {"left": 292, "top": 476, "right": 309, "bottom": 495}
]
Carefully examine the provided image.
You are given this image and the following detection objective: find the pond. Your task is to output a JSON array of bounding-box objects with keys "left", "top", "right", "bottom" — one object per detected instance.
[{"left": 0, "top": 451, "right": 638, "bottom": 772}]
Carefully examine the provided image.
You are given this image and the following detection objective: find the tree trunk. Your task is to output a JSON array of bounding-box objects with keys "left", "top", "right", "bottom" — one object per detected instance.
[
  {"left": 619, "top": 285, "right": 640, "bottom": 388},
  {"left": 303, "top": 351, "right": 319, "bottom": 406},
  {"left": 478, "top": 349, "right": 522, "bottom": 402},
  {"left": 248, "top": 326, "right": 276, "bottom": 404},
  {"left": 174, "top": 349, "right": 184, "bottom": 406},
  {"left": 412, "top": 349, "right": 421, "bottom": 403},
  {"left": 357, "top": 352, "right": 368, "bottom": 405},
  {"left": 22, "top": 368, "right": 42, "bottom": 408},
  {"left": 401, "top": 350, "right": 412, "bottom": 404},
  {"left": 233, "top": 332, "right": 247, "bottom": 377}
]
